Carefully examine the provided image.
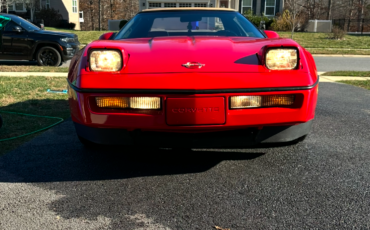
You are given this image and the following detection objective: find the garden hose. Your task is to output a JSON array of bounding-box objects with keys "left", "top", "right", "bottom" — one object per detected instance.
[{"left": 0, "top": 111, "right": 64, "bottom": 142}]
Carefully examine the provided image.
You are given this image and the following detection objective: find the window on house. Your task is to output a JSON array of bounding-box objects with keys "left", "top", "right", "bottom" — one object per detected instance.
[
  {"left": 72, "top": 0, "right": 77, "bottom": 13},
  {"left": 15, "top": 3, "right": 24, "bottom": 11},
  {"left": 179, "top": 3, "right": 191, "bottom": 7},
  {"left": 194, "top": 3, "right": 207, "bottom": 7},
  {"left": 46, "top": 0, "right": 50, "bottom": 9},
  {"left": 265, "top": 0, "right": 275, "bottom": 16},
  {"left": 7, "top": 4, "right": 14, "bottom": 11},
  {"left": 241, "top": 0, "right": 252, "bottom": 14},
  {"left": 79, "top": 11, "right": 84, "bottom": 22},
  {"left": 164, "top": 3, "right": 176, "bottom": 7},
  {"left": 149, "top": 2, "right": 161, "bottom": 8},
  {"left": 220, "top": 1, "right": 228, "bottom": 8}
]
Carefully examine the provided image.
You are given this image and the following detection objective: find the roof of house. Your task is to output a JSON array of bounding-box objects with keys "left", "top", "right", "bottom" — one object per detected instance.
[{"left": 142, "top": 7, "right": 237, "bottom": 12}]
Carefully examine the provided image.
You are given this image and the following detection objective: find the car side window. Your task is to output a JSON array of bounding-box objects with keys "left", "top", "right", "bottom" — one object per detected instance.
[{"left": 4, "top": 21, "right": 17, "bottom": 32}]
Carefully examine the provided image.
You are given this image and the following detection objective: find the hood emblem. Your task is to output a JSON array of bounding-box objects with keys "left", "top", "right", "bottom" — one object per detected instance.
[{"left": 182, "top": 62, "right": 205, "bottom": 69}]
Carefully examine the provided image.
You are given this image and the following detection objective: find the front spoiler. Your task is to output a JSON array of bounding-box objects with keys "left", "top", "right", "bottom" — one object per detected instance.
[{"left": 74, "top": 120, "right": 313, "bottom": 147}]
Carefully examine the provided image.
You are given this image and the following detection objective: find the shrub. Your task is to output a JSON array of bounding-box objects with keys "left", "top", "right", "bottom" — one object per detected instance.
[
  {"left": 34, "top": 7, "right": 62, "bottom": 27},
  {"left": 329, "top": 26, "right": 346, "bottom": 40},
  {"left": 68, "top": 23, "right": 76, "bottom": 30},
  {"left": 243, "top": 10, "right": 274, "bottom": 29},
  {"left": 119, "top": 20, "right": 128, "bottom": 29},
  {"left": 270, "top": 10, "right": 291, "bottom": 31}
]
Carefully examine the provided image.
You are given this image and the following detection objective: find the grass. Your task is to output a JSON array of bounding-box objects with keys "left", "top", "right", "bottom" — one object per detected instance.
[
  {"left": 0, "top": 66, "right": 69, "bottom": 72},
  {"left": 306, "top": 49, "right": 370, "bottom": 55},
  {"left": 278, "top": 32, "right": 370, "bottom": 50},
  {"left": 339, "top": 80, "right": 370, "bottom": 90},
  {"left": 0, "top": 76, "right": 70, "bottom": 155},
  {"left": 322, "top": 71, "right": 370, "bottom": 77},
  {"left": 45, "top": 27, "right": 370, "bottom": 55},
  {"left": 45, "top": 27, "right": 109, "bottom": 45}
]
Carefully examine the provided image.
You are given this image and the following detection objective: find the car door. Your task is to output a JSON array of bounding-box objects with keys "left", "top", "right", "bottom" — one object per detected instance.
[
  {"left": 0, "top": 21, "right": 16, "bottom": 59},
  {"left": 1, "top": 21, "right": 31, "bottom": 60}
]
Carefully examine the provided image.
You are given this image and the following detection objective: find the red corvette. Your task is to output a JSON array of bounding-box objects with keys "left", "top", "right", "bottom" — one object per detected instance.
[{"left": 67, "top": 8, "right": 318, "bottom": 148}]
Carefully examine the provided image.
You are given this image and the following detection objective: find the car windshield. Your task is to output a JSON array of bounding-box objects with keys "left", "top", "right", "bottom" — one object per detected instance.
[
  {"left": 115, "top": 10, "right": 264, "bottom": 39},
  {"left": 11, "top": 15, "right": 40, "bottom": 31}
]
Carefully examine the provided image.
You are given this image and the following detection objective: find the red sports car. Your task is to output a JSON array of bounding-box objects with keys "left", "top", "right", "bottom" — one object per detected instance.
[{"left": 67, "top": 8, "right": 318, "bottom": 148}]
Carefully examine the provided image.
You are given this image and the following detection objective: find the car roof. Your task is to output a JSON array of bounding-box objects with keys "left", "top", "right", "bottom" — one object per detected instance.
[
  {"left": 142, "top": 7, "right": 237, "bottom": 12},
  {"left": 0, "top": 13, "right": 18, "bottom": 19}
]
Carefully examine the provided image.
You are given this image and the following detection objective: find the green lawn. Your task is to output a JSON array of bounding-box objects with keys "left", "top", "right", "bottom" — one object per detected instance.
[
  {"left": 339, "top": 80, "right": 370, "bottom": 90},
  {"left": 278, "top": 32, "right": 370, "bottom": 50},
  {"left": 0, "top": 66, "right": 69, "bottom": 72},
  {"left": 46, "top": 27, "right": 110, "bottom": 45},
  {"left": 322, "top": 71, "right": 370, "bottom": 77},
  {"left": 0, "top": 76, "right": 69, "bottom": 155}
]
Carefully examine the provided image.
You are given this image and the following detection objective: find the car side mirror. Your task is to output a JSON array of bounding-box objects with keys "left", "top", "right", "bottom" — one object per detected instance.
[
  {"left": 13, "top": 26, "right": 22, "bottom": 33},
  {"left": 264, "top": 30, "right": 280, "bottom": 39},
  {"left": 99, "top": 32, "right": 116, "bottom": 40}
]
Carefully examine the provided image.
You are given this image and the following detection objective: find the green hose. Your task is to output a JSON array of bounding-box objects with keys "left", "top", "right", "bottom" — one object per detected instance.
[{"left": 0, "top": 110, "right": 64, "bottom": 142}]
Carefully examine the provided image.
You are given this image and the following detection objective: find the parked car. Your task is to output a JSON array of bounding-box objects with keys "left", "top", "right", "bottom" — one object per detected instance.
[
  {"left": 0, "top": 13, "right": 79, "bottom": 66},
  {"left": 68, "top": 8, "right": 318, "bottom": 148}
]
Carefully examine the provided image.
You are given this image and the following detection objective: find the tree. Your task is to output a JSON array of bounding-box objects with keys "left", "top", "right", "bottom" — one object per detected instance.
[
  {"left": 285, "top": 0, "right": 305, "bottom": 39},
  {"left": 79, "top": 0, "right": 139, "bottom": 31},
  {"left": 14, "top": 0, "right": 38, "bottom": 21},
  {"left": 0, "top": 0, "right": 16, "bottom": 13}
]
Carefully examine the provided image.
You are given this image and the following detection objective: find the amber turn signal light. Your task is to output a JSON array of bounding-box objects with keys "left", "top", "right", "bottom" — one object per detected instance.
[
  {"left": 230, "top": 95, "right": 295, "bottom": 109},
  {"left": 96, "top": 97, "right": 129, "bottom": 108},
  {"left": 96, "top": 97, "right": 161, "bottom": 109}
]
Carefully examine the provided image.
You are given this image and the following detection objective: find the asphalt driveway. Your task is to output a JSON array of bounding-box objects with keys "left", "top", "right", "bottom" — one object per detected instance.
[{"left": 1, "top": 82, "right": 370, "bottom": 229}]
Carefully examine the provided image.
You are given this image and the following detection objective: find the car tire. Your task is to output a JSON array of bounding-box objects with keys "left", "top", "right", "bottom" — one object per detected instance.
[{"left": 36, "top": 46, "right": 62, "bottom": 67}]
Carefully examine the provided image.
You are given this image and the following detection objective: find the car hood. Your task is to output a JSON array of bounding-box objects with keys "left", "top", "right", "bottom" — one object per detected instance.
[
  {"left": 33, "top": 29, "right": 77, "bottom": 38},
  {"left": 86, "top": 36, "right": 307, "bottom": 74}
]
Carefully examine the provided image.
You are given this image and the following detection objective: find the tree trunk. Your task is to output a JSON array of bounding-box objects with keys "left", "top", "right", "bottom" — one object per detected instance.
[
  {"left": 357, "top": 0, "right": 363, "bottom": 32},
  {"left": 327, "top": 0, "right": 332, "bottom": 20},
  {"left": 291, "top": 21, "right": 294, "bottom": 39},
  {"left": 30, "top": 8, "right": 34, "bottom": 22},
  {"left": 99, "top": 0, "right": 101, "bottom": 31}
]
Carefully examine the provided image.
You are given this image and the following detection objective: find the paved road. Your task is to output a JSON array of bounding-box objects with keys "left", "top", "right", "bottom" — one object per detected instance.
[
  {"left": 1, "top": 82, "right": 370, "bottom": 229},
  {"left": 314, "top": 56, "right": 370, "bottom": 72}
]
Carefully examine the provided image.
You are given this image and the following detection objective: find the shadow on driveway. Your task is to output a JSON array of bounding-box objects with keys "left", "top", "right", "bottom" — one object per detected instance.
[{"left": 0, "top": 119, "right": 265, "bottom": 183}]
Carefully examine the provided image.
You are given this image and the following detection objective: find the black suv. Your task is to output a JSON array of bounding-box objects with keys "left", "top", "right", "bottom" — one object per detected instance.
[{"left": 0, "top": 14, "right": 80, "bottom": 66}]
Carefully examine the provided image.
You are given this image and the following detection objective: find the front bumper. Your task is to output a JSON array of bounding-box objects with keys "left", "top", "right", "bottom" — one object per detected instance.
[
  {"left": 61, "top": 42, "right": 80, "bottom": 61},
  {"left": 68, "top": 80, "right": 318, "bottom": 147},
  {"left": 74, "top": 120, "right": 313, "bottom": 147}
]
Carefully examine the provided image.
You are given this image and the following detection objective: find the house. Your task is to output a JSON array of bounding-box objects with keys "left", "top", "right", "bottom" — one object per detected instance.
[
  {"left": 138, "top": 0, "right": 283, "bottom": 17},
  {"left": 39, "top": 0, "right": 82, "bottom": 30},
  {"left": 240, "top": 0, "right": 283, "bottom": 17},
  {"left": 2, "top": 0, "right": 81, "bottom": 30}
]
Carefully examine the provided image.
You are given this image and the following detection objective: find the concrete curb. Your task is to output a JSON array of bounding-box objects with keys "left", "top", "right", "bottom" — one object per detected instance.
[{"left": 320, "top": 76, "right": 370, "bottom": 82}]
